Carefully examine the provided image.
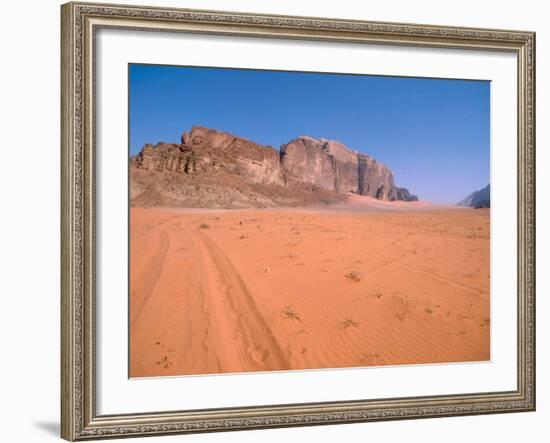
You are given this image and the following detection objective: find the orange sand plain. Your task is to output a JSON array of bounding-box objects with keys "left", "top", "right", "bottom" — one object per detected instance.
[{"left": 129, "top": 201, "right": 490, "bottom": 377}]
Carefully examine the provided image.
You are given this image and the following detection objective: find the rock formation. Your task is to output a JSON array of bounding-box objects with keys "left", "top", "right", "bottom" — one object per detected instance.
[
  {"left": 279, "top": 136, "right": 400, "bottom": 200},
  {"left": 458, "top": 184, "right": 490, "bottom": 209},
  {"left": 131, "top": 125, "right": 418, "bottom": 208}
]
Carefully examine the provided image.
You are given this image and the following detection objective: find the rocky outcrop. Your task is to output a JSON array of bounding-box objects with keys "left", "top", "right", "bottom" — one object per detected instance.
[
  {"left": 131, "top": 126, "right": 417, "bottom": 208},
  {"left": 458, "top": 184, "right": 490, "bottom": 208},
  {"left": 357, "top": 153, "right": 396, "bottom": 200},
  {"left": 280, "top": 137, "right": 338, "bottom": 191},
  {"left": 390, "top": 187, "right": 419, "bottom": 202},
  {"left": 133, "top": 126, "right": 283, "bottom": 186},
  {"left": 279, "top": 135, "right": 416, "bottom": 201}
]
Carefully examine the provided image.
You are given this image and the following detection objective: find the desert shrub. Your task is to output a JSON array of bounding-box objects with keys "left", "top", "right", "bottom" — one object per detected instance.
[
  {"left": 345, "top": 271, "right": 362, "bottom": 282},
  {"left": 339, "top": 319, "right": 360, "bottom": 329},
  {"left": 282, "top": 306, "right": 301, "bottom": 321}
]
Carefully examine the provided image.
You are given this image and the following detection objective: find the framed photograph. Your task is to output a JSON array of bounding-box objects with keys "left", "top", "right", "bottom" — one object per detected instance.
[{"left": 61, "top": 1, "right": 536, "bottom": 440}]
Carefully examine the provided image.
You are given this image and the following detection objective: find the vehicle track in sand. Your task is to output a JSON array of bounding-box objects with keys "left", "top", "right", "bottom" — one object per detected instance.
[
  {"left": 130, "top": 229, "right": 169, "bottom": 328},
  {"left": 191, "top": 229, "right": 290, "bottom": 372},
  {"left": 130, "top": 208, "right": 490, "bottom": 376}
]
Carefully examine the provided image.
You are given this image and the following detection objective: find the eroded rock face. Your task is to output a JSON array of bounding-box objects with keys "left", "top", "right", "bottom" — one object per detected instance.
[
  {"left": 279, "top": 136, "right": 413, "bottom": 201},
  {"left": 390, "top": 187, "right": 419, "bottom": 202},
  {"left": 134, "top": 126, "right": 283, "bottom": 186},
  {"left": 458, "top": 184, "right": 489, "bottom": 208},
  {"left": 321, "top": 139, "right": 359, "bottom": 193},
  {"left": 357, "top": 154, "right": 395, "bottom": 199},
  {"left": 131, "top": 126, "right": 418, "bottom": 207},
  {"left": 280, "top": 137, "right": 336, "bottom": 190}
]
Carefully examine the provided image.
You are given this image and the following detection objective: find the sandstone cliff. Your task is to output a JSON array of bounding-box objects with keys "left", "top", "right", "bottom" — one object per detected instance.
[
  {"left": 131, "top": 126, "right": 418, "bottom": 208},
  {"left": 458, "top": 184, "right": 490, "bottom": 209}
]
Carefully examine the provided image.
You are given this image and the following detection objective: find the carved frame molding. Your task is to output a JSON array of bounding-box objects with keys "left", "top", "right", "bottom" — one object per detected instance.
[{"left": 61, "top": 2, "right": 535, "bottom": 440}]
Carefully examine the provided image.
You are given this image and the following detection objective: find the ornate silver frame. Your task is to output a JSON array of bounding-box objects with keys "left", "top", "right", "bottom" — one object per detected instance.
[{"left": 61, "top": 2, "right": 536, "bottom": 440}]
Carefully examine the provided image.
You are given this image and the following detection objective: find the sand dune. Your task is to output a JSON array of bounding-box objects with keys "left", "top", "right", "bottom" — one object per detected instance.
[
  {"left": 344, "top": 194, "right": 469, "bottom": 211},
  {"left": 129, "top": 204, "right": 490, "bottom": 377}
]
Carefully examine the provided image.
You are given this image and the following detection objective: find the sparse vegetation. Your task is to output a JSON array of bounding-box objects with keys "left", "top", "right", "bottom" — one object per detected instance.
[
  {"left": 281, "top": 253, "right": 297, "bottom": 259},
  {"left": 345, "top": 271, "right": 362, "bottom": 282},
  {"left": 282, "top": 306, "right": 302, "bottom": 322},
  {"left": 394, "top": 294, "right": 415, "bottom": 321},
  {"left": 339, "top": 319, "right": 360, "bottom": 329},
  {"left": 199, "top": 223, "right": 209, "bottom": 229}
]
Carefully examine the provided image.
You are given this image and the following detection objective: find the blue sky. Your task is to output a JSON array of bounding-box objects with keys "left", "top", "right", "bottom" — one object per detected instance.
[{"left": 129, "top": 64, "right": 490, "bottom": 204}]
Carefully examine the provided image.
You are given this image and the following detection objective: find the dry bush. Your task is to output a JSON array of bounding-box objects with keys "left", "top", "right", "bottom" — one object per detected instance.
[
  {"left": 282, "top": 306, "right": 302, "bottom": 322},
  {"left": 339, "top": 319, "right": 360, "bottom": 330},
  {"left": 345, "top": 271, "right": 362, "bottom": 282}
]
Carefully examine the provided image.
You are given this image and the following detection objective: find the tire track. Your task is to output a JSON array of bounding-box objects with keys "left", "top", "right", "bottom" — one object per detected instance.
[
  {"left": 192, "top": 230, "right": 290, "bottom": 372},
  {"left": 130, "top": 229, "right": 169, "bottom": 328}
]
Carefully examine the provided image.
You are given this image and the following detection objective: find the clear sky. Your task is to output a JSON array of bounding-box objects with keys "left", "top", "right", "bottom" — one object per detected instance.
[{"left": 129, "top": 64, "right": 490, "bottom": 204}]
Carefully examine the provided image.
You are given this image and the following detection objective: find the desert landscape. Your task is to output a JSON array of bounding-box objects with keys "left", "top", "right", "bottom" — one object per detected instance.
[{"left": 129, "top": 126, "right": 490, "bottom": 377}]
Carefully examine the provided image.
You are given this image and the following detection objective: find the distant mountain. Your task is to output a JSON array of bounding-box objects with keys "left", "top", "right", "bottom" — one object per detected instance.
[
  {"left": 130, "top": 125, "right": 418, "bottom": 208},
  {"left": 458, "top": 184, "right": 490, "bottom": 209}
]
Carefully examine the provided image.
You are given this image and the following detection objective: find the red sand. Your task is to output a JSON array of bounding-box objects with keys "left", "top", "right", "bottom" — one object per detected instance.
[{"left": 129, "top": 203, "right": 490, "bottom": 377}]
